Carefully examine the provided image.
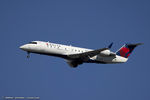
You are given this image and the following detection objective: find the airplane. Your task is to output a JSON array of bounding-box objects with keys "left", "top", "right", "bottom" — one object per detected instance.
[{"left": 19, "top": 41, "right": 143, "bottom": 68}]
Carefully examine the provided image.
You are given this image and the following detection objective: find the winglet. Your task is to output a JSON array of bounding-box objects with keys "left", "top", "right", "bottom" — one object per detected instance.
[{"left": 108, "top": 42, "right": 113, "bottom": 49}]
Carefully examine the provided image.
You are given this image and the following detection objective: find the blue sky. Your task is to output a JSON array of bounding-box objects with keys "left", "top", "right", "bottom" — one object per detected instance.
[{"left": 0, "top": 0, "right": 150, "bottom": 100}]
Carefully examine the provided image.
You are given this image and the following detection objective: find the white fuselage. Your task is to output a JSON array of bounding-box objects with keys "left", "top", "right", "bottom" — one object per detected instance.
[{"left": 20, "top": 41, "right": 128, "bottom": 64}]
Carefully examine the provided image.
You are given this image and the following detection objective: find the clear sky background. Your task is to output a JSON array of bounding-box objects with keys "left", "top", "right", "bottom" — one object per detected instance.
[{"left": 0, "top": 0, "right": 150, "bottom": 100}]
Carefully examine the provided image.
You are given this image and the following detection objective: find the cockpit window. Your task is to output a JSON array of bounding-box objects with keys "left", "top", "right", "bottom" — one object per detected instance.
[{"left": 29, "top": 42, "right": 37, "bottom": 44}]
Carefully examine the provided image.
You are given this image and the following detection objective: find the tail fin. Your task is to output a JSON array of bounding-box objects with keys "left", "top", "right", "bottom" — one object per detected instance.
[{"left": 116, "top": 43, "right": 143, "bottom": 58}]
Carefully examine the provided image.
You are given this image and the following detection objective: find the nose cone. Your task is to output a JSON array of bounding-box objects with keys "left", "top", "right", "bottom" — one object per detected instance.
[
  {"left": 19, "top": 45, "right": 25, "bottom": 50},
  {"left": 19, "top": 45, "right": 28, "bottom": 51}
]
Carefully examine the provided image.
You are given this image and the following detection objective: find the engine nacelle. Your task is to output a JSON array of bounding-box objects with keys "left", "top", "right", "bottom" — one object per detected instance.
[{"left": 100, "top": 49, "right": 111, "bottom": 56}]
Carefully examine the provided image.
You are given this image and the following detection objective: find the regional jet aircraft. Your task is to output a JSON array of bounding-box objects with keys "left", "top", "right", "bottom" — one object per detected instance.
[{"left": 20, "top": 41, "right": 142, "bottom": 68}]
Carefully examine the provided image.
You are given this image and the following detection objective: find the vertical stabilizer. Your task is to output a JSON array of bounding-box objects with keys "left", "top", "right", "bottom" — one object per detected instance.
[{"left": 116, "top": 43, "right": 143, "bottom": 58}]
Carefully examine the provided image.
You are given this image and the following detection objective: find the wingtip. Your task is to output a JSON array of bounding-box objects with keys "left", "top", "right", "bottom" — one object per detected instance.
[{"left": 108, "top": 42, "right": 113, "bottom": 49}]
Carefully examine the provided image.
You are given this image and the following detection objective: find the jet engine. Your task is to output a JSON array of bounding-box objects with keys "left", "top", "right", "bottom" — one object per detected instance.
[
  {"left": 100, "top": 49, "right": 116, "bottom": 57},
  {"left": 100, "top": 49, "right": 111, "bottom": 56}
]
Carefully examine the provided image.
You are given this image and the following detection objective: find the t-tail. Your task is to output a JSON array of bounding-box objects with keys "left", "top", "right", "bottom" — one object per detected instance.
[{"left": 116, "top": 43, "right": 143, "bottom": 58}]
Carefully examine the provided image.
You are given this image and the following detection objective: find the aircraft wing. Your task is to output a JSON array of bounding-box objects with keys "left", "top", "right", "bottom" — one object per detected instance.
[{"left": 67, "top": 48, "right": 108, "bottom": 59}]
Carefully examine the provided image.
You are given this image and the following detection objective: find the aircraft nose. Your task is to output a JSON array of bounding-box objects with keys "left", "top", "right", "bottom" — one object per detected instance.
[
  {"left": 19, "top": 45, "right": 25, "bottom": 50},
  {"left": 19, "top": 45, "right": 28, "bottom": 50}
]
